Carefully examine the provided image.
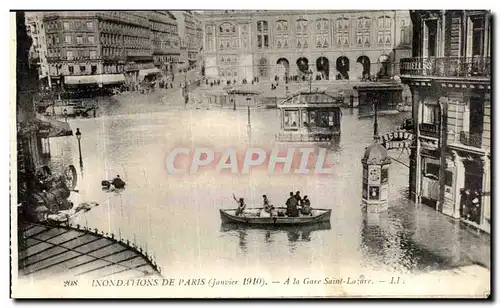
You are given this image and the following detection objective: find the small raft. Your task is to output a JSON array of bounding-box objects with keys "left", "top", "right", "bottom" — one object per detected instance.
[{"left": 219, "top": 207, "right": 331, "bottom": 226}]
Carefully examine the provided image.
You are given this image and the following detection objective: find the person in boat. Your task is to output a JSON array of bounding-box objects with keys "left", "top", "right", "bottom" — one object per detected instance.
[
  {"left": 300, "top": 196, "right": 312, "bottom": 216},
  {"left": 111, "top": 175, "right": 126, "bottom": 189},
  {"left": 260, "top": 195, "right": 274, "bottom": 217},
  {"left": 286, "top": 192, "right": 299, "bottom": 217},
  {"left": 294, "top": 191, "right": 303, "bottom": 205},
  {"left": 233, "top": 194, "right": 246, "bottom": 216}
]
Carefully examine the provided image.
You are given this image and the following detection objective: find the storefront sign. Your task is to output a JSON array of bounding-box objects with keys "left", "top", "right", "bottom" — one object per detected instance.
[
  {"left": 400, "top": 58, "right": 433, "bottom": 75},
  {"left": 381, "top": 131, "right": 414, "bottom": 150}
]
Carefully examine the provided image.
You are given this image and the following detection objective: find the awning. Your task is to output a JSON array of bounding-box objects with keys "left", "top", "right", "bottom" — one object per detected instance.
[
  {"left": 139, "top": 68, "right": 161, "bottom": 77},
  {"left": 65, "top": 74, "right": 125, "bottom": 85},
  {"left": 35, "top": 117, "right": 73, "bottom": 138}
]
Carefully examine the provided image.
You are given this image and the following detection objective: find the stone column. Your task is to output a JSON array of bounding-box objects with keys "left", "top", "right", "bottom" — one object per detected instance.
[
  {"left": 480, "top": 154, "right": 490, "bottom": 231},
  {"left": 451, "top": 150, "right": 464, "bottom": 219}
]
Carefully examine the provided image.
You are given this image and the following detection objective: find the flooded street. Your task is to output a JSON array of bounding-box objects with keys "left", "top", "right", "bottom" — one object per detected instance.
[{"left": 46, "top": 91, "right": 490, "bottom": 280}]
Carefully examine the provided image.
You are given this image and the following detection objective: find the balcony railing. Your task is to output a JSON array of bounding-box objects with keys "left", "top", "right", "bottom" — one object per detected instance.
[
  {"left": 400, "top": 57, "right": 491, "bottom": 78},
  {"left": 419, "top": 123, "right": 439, "bottom": 138},
  {"left": 460, "top": 131, "right": 482, "bottom": 148}
]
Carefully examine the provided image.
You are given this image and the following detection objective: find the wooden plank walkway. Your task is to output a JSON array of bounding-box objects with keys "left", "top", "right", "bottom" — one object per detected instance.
[{"left": 18, "top": 222, "right": 162, "bottom": 281}]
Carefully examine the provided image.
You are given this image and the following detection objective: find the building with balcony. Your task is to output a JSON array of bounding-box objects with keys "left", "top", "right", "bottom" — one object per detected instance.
[
  {"left": 147, "top": 11, "right": 180, "bottom": 84},
  {"left": 400, "top": 10, "right": 491, "bottom": 233},
  {"left": 200, "top": 10, "right": 412, "bottom": 82},
  {"left": 41, "top": 11, "right": 156, "bottom": 92},
  {"left": 25, "top": 13, "right": 50, "bottom": 85}
]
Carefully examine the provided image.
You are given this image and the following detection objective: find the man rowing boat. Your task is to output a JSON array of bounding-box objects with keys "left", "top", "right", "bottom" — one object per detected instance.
[{"left": 233, "top": 193, "right": 246, "bottom": 216}]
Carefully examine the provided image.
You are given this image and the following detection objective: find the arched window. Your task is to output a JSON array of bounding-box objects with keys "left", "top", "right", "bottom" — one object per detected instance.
[
  {"left": 219, "top": 22, "right": 236, "bottom": 34},
  {"left": 316, "top": 18, "right": 329, "bottom": 32},
  {"left": 276, "top": 19, "right": 288, "bottom": 32}
]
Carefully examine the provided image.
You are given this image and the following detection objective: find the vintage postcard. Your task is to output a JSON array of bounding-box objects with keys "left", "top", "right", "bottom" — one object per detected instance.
[{"left": 10, "top": 9, "right": 491, "bottom": 298}]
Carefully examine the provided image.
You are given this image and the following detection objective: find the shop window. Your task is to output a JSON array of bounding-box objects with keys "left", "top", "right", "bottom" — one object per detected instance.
[
  {"left": 422, "top": 104, "right": 439, "bottom": 124},
  {"left": 284, "top": 110, "right": 299, "bottom": 129},
  {"left": 424, "top": 162, "right": 439, "bottom": 180}
]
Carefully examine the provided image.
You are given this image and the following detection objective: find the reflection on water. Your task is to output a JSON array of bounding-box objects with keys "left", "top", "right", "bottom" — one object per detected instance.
[{"left": 220, "top": 222, "right": 331, "bottom": 253}]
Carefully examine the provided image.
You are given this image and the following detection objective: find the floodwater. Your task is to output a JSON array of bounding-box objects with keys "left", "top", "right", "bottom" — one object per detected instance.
[{"left": 46, "top": 91, "right": 490, "bottom": 280}]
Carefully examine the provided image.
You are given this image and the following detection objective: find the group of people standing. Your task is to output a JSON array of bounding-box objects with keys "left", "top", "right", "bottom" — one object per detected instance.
[
  {"left": 460, "top": 188, "right": 482, "bottom": 224},
  {"left": 232, "top": 191, "right": 312, "bottom": 218}
]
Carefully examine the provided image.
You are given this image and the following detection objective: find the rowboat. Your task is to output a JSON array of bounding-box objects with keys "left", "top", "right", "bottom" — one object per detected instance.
[
  {"left": 220, "top": 220, "right": 331, "bottom": 232},
  {"left": 219, "top": 207, "right": 331, "bottom": 226}
]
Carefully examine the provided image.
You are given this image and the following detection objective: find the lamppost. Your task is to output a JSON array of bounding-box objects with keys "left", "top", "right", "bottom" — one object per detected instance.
[
  {"left": 63, "top": 108, "right": 67, "bottom": 123},
  {"left": 246, "top": 96, "right": 252, "bottom": 134},
  {"left": 373, "top": 98, "right": 379, "bottom": 141},
  {"left": 308, "top": 69, "right": 313, "bottom": 93},
  {"left": 75, "top": 128, "right": 83, "bottom": 168}
]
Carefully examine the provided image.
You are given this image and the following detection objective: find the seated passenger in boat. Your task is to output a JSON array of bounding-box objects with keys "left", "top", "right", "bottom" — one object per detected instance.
[
  {"left": 286, "top": 192, "right": 299, "bottom": 217},
  {"left": 300, "top": 196, "right": 312, "bottom": 216},
  {"left": 233, "top": 194, "right": 246, "bottom": 216},
  {"left": 260, "top": 195, "right": 274, "bottom": 217},
  {"left": 111, "top": 175, "right": 126, "bottom": 189}
]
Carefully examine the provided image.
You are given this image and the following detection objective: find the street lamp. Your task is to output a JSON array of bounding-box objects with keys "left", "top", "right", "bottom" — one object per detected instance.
[
  {"left": 75, "top": 128, "right": 83, "bottom": 168},
  {"left": 373, "top": 99, "right": 379, "bottom": 142},
  {"left": 246, "top": 96, "right": 252, "bottom": 135},
  {"left": 308, "top": 69, "right": 313, "bottom": 93}
]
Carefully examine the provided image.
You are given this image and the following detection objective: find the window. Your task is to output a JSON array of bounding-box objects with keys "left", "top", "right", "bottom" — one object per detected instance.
[
  {"left": 423, "top": 19, "right": 438, "bottom": 57},
  {"left": 276, "top": 19, "right": 288, "bottom": 32},
  {"left": 76, "top": 36, "right": 83, "bottom": 44},
  {"left": 220, "top": 22, "right": 236, "bottom": 33},
  {"left": 79, "top": 65, "right": 86, "bottom": 73},
  {"left": 315, "top": 18, "right": 329, "bottom": 32},
  {"left": 65, "top": 35, "right": 72, "bottom": 44},
  {"left": 257, "top": 20, "right": 269, "bottom": 49},
  {"left": 335, "top": 18, "right": 350, "bottom": 46},
  {"left": 284, "top": 110, "right": 299, "bottom": 128},
  {"left": 63, "top": 22, "right": 70, "bottom": 30},
  {"left": 55, "top": 36, "right": 60, "bottom": 44},
  {"left": 471, "top": 17, "right": 485, "bottom": 57},
  {"left": 66, "top": 51, "right": 73, "bottom": 60},
  {"left": 68, "top": 65, "right": 74, "bottom": 74},
  {"left": 88, "top": 36, "right": 95, "bottom": 44},
  {"left": 257, "top": 20, "right": 268, "bottom": 32},
  {"left": 400, "top": 19, "right": 410, "bottom": 45},
  {"left": 296, "top": 19, "right": 308, "bottom": 32},
  {"left": 356, "top": 17, "right": 371, "bottom": 46},
  {"left": 87, "top": 21, "right": 93, "bottom": 29},
  {"left": 90, "top": 50, "right": 97, "bottom": 59},
  {"left": 377, "top": 16, "right": 392, "bottom": 46},
  {"left": 421, "top": 104, "right": 439, "bottom": 124}
]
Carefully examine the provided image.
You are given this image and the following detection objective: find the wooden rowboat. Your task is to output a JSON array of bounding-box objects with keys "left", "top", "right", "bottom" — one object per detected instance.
[{"left": 219, "top": 207, "right": 331, "bottom": 226}]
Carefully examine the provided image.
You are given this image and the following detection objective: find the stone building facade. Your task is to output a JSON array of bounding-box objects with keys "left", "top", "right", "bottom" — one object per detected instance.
[
  {"left": 401, "top": 10, "right": 491, "bottom": 233},
  {"left": 201, "top": 10, "right": 412, "bottom": 82}
]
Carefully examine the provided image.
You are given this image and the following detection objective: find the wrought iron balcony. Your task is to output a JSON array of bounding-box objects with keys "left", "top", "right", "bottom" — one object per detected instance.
[
  {"left": 459, "top": 131, "right": 482, "bottom": 148},
  {"left": 400, "top": 57, "right": 491, "bottom": 78},
  {"left": 419, "top": 123, "right": 439, "bottom": 138}
]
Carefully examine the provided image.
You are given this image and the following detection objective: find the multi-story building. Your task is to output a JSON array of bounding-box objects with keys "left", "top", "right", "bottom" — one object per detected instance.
[
  {"left": 25, "top": 12, "right": 50, "bottom": 86},
  {"left": 201, "top": 10, "right": 412, "bottom": 82},
  {"left": 42, "top": 11, "right": 155, "bottom": 91},
  {"left": 147, "top": 11, "right": 180, "bottom": 81},
  {"left": 400, "top": 10, "right": 491, "bottom": 233}
]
